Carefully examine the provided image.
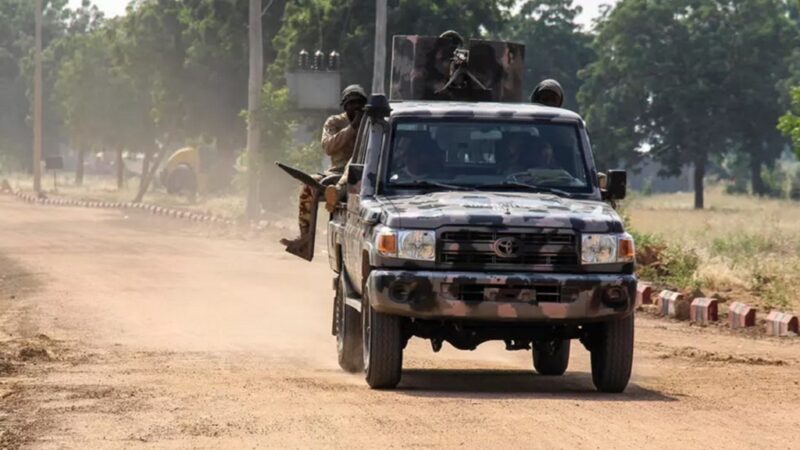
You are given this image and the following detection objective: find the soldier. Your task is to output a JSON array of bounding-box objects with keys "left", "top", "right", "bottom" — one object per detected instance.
[
  {"left": 530, "top": 79, "right": 564, "bottom": 108},
  {"left": 281, "top": 85, "right": 368, "bottom": 252}
]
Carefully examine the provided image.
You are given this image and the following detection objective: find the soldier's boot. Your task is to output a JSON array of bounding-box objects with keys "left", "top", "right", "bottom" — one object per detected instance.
[
  {"left": 280, "top": 230, "right": 311, "bottom": 253},
  {"left": 280, "top": 185, "right": 315, "bottom": 251}
]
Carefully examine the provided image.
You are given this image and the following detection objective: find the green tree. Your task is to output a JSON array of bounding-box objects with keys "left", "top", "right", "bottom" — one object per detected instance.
[
  {"left": 720, "top": 0, "right": 797, "bottom": 196},
  {"left": 179, "top": 0, "right": 287, "bottom": 156},
  {"left": 0, "top": 0, "right": 73, "bottom": 171},
  {"left": 778, "top": 87, "right": 800, "bottom": 157},
  {"left": 502, "top": 0, "right": 594, "bottom": 110},
  {"left": 55, "top": 15, "right": 151, "bottom": 187},
  {"left": 580, "top": 0, "right": 796, "bottom": 208}
]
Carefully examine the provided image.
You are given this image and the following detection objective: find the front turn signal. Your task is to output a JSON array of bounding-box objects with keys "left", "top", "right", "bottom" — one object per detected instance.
[
  {"left": 618, "top": 234, "right": 635, "bottom": 263},
  {"left": 377, "top": 232, "right": 397, "bottom": 257}
]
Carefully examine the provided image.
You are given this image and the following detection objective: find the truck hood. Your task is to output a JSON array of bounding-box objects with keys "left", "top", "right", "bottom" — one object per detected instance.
[{"left": 381, "top": 191, "right": 624, "bottom": 233}]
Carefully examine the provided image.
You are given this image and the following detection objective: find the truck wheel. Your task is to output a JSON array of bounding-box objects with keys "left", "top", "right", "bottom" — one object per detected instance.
[
  {"left": 336, "top": 275, "right": 363, "bottom": 373},
  {"left": 362, "top": 290, "right": 403, "bottom": 389},
  {"left": 533, "top": 339, "right": 570, "bottom": 376},
  {"left": 589, "top": 314, "right": 634, "bottom": 393}
]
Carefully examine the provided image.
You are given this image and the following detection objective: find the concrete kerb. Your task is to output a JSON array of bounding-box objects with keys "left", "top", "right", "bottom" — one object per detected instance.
[
  {"left": 765, "top": 311, "right": 799, "bottom": 337},
  {"left": 690, "top": 298, "right": 719, "bottom": 326},
  {"left": 8, "top": 188, "right": 255, "bottom": 231},
  {"left": 636, "top": 283, "right": 653, "bottom": 307},
  {"left": 657, "top": 290, "right": 690, "bottom": 320},
  {"left": 729, "top": 302, "right": 756, "bottom": 329}
]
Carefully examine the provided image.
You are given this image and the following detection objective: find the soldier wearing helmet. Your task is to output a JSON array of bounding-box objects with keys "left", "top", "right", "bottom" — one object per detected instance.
[
  {"left": 281, "top": 85, "right": 368, "bottom": 252},
  {"left": 530, "top": 79, "right": 564, "bottom": 108}
]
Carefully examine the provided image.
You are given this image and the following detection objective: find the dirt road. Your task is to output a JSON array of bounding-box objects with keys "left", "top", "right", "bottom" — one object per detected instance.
[{"left": 0, "top": 195, "right": 798, "bottom": 449}]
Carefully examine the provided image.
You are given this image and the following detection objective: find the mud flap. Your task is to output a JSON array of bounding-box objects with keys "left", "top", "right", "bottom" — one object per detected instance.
[{"left": 276, "top": 162, "right": 324, "bottom": 262}]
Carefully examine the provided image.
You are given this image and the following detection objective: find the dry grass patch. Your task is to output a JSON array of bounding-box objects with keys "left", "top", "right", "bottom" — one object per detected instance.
[{"left": 626, "top": 186, "right": 800, "bottom": 312}]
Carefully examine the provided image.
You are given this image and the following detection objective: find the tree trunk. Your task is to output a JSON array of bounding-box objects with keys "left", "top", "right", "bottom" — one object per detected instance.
[
  {"left": 141, "top": 150, "right": 151, "bottom": 181},
  {"left": 750, "top": 157, "right": 765, "bottom": 196},
  {"left": 116, "top": 147, "right": 124, "bottom": 190},
  {"left": 134, "top": 144, "right": 169, "bottom": 203},
  {"left": 75, "top": 148, "right": 85, "bottom": 186},
  {"left": 693, "top": 156, "right": 706, "bottom": 210},
  {"left": 245, "top": 0, "right": 264, "bottom": 219},
  {"left": 33, "top": 0, "right": 43, "bottom": 194}
]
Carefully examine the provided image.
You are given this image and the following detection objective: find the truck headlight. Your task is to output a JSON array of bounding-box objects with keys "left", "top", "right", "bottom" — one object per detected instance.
[
  {"left": 376, "top": 228, "right": 436, "bottom": 261},
  {"left": 581, "top": 233, "right": 635, "bottom": 265}
]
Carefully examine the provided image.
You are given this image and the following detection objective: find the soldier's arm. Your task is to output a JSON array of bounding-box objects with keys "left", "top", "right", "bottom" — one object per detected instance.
[{"left": 321, "top": 117, "right": 357, "bottom": 157}]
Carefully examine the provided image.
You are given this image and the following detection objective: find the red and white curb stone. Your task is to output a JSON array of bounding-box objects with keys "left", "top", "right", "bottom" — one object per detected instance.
[
  {"left": 657, "top": 290, "right": 689, "bottom": 320},
  {"left": 9, "top": 188, "right": 242, "bottom": 227},
  {"left": 765, "top": 311, "right": 799, "bottom": 337},
  {"left": 728, "top": 302, "right": 756, "bottom": 329},
  {"left": 636, "top": 283, "right": 653, "bottom": 307},
  {"left": 690, "top": 297, "right": 719, "bottom": 325}
]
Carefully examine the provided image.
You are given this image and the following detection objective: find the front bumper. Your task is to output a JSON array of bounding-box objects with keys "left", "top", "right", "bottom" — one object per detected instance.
[{"left": 367, "top": 270, "right": 636, "bottom": 322}]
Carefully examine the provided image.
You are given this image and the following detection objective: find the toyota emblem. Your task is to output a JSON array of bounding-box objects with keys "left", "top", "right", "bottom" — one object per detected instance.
[{"left": 493, "top": 237, "right": 521, "bottom": 258}]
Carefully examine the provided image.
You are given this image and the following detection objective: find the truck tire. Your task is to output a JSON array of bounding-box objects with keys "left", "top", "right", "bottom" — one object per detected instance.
[
  {"left": 336, "top": 275, "right": 362, "bottom": 373},
  {"left": 362, "top": 290, "right": 403, "bottom": 389},
  {"left": 533, "top": 339, "right": 570, "bottom": 376},
  {"left": 589, "top": 314, "right": 634, "bottom": 393}
]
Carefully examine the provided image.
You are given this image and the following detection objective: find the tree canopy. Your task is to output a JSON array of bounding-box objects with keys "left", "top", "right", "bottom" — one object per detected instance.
[
  {"left": 502, "top": 0, "right": 593, "bottom": 110},
  {"left": 579, "top": 0, "right": 798, "bottom": 208}
]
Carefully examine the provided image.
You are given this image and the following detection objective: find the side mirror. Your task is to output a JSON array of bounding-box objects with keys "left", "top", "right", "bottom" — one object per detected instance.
[
  {"left": 347, "top": 164, "right": 364, "bottom": 185},
  {"left": 607, "top": 170, "right": 627, "bottom": 200}
]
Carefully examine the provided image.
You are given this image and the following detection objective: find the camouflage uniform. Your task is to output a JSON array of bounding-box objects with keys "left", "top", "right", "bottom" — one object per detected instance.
[{"left": 297, "top": 112, "right": 357, "bottom": 236}]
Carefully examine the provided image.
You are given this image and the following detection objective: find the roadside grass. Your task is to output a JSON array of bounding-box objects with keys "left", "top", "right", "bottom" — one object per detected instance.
[{"left": 625, "top": 186, "right": 800, "bottom": 312}]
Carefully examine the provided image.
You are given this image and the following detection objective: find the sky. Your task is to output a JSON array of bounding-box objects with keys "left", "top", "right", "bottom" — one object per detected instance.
[
  {"left": 573, "top": 0, "right": 617, "bottom": 28},
  {"left": 70, "top": 0, "right": 619, "bottom": 29}
]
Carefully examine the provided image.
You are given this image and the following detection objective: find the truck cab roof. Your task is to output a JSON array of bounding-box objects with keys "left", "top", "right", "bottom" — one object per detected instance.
[{"left": 388, "top": 101, "right": 584, "bottom": 124}]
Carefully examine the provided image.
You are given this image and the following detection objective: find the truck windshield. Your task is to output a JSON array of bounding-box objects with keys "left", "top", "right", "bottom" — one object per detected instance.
[{"left": 385, "top": 119, "right": 592, "bottom": 192}]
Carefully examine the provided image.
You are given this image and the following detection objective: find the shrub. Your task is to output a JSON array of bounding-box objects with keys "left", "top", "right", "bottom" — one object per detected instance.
[
  {"left": 789, "top": 170, "right": 800, "bottom": 200},
  {"left": 629, "top": 227, "right": 701, "bottom": 291},
  {"left": 750, "top": 263, "right": 792, "bottom": 310},
  {"left": 725, "top": 178, "right": 749, "bottom": 195},
  {"left": 760, "top": 166, "right": 787, "bottom": 198}
]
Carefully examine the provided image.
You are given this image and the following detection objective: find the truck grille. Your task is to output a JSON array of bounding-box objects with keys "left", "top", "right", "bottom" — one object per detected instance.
[{"left": 438, "top": 228, "right": 579, "bottom": 271}]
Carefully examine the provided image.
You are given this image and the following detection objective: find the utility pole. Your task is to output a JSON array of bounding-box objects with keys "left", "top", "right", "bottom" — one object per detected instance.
[
  {"left": 33, "top": 0, "right": 43, "bottom": 194},
  {"left": 372, "top": 0, "right": 387, "bottom": 95},
  {"left": 245, "top": 0, "right": 264, "bottom": 219}
]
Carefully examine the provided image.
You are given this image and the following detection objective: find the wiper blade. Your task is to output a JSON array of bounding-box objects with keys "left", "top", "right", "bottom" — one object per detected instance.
[
  {"left": 476, "top": 182, "right": 573, "bottom": 197},
  {"left": 390, "top": 180, "right": 476, "bottom": 191}
]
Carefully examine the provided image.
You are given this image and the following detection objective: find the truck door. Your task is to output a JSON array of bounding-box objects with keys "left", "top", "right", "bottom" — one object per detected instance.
[{"left": 342, "top": 119, "right": 373, "bottom": 290}]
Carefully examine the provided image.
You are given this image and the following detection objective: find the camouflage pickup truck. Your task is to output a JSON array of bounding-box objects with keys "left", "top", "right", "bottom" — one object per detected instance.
[
  {"left": 280, "top": 33, "right": 636, "bottom": 392},
  {"left": 321, "top": 96, "right": 636, "bottom": 392}
]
